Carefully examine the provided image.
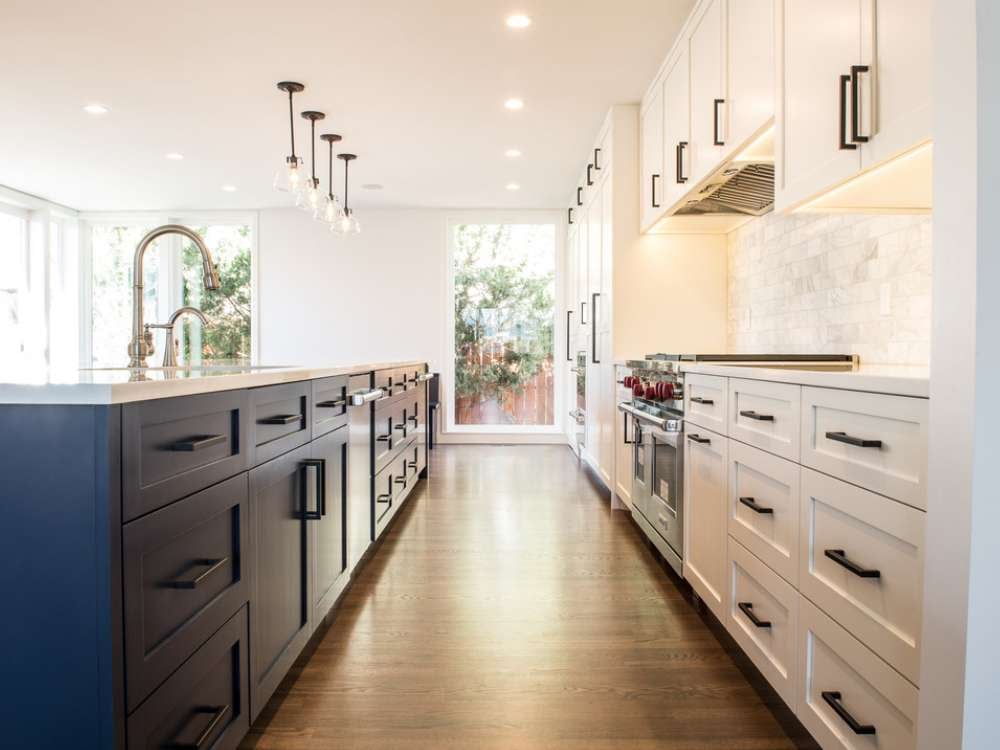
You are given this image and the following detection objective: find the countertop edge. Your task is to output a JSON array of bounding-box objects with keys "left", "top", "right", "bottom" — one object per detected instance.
[
  {"left": 678, "top": 362, "right": 930, "bottom": 398},
  {"left": 0, "top": 361, "right": 430, "bottom": 406}
]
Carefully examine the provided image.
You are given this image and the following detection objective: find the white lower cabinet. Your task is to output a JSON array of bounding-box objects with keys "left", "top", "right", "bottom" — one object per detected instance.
[
  {"left": 726, "top": 537, "right": 798, "bottom": 708},
  {"left": 797, "top": 597, "right": 919, "bottom": 750},
  {"left": 683, "top": 424, "right": 728, "bottom": 621},
  {"left": 799, "top": 467, "right": 924, "bottom": 684}
]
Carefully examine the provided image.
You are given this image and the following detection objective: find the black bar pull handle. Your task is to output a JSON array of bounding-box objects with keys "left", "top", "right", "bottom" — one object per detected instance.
[
  {"left": 824, "top": 549, "right": 881, "bottom": 578},
  {"left": 566, "top": 310, "right": 573, "bottom": 361},
  {"left": 822, "top": 691, "right": 877, "bottom": 735},
  {"left": 409, "top": 413, "right": 419, "bottom": 426},
  {"left": 394, "top": 476, "right": 407, "bottom": 487},
  {"left": 594, "top": 147, "right": 602, "bottom": 170},
  {"left": 167, "top": 434, "right": 227, "bottom": 452},
  {"left": 687, "top": 434, "right": 711, "bottom": 445},
  {"left": 623, "top": 412, "right": 633, "bottom": 445},
  {"left": 651, "top": 173, "right": 661, "bottom": 208},
  {"left": 690, "top": 396, "right": 714, "bottom": 405},
  {"left": 376, "top": 493, "right": 392, "bottom": 504},
  {"left": 713, "top": 99, "right": 725, "bottom": 145},
  {"left": 738, "top": 602, "right": 771, "bottom": 628},
  {"left": 316, "top": 399, "right": 346, "bottom": 409},
  {"left": 576, "top": 187, "right": 583, "bottom": 206},
  {"left": 591, "top": 292, "right": 601, "bottom": 364},
  {"left": 300, "top": 457, "right": 326, "bottom": 518},
  {"left": 825, "top": 431, "right": 882, "bottom": 448},
  {"left": 739, "top": 410, "right": 775, "bottom": 422},
  {"left": 258, "top": 413, "right": 301, "bottom": 425},
  {"left": 568, "top": 207, "right": 574, "bottom": 225},
  {"left": 164, "top": 558, "right": 230, "bottom": 589},
  {"left": 739, "top": 496, "right": 774, "bottom": 515},
  {"left": 581, "top": 300, "right": 587, "bottom": 324},
  {"left": 677, "top": 141, "right": 688, "bottom": 183},
  {"left": 850, "top": 65, "right": 870, "bottom": 143},
  {"left": 587, "top": 163, "right": 594, "bottom": 186},
  {"left": 839, "top": 74, "right": 858, "bottom": 150},
  {"left": 164, "top": 704, "right": 231, "bottom": 749}
]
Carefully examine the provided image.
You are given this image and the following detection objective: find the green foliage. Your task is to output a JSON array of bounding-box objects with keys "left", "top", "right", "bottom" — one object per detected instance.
[{"left": 453, "top": 223, "right": 555, "bottom": 408}]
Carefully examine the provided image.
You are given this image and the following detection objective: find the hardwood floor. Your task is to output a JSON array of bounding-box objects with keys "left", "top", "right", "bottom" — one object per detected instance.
[{"left": 242, "top": 445, "right": 817, "bottom": 750}]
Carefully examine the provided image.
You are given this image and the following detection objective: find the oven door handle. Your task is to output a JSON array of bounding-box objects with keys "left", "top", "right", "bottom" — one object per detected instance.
[{"left": 616, "top": 402, "right": 672, "bottom": 431}]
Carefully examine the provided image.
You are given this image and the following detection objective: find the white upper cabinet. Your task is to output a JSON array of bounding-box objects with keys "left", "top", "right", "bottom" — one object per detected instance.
[
  {"left": 640, "top": 85, "right": 665, "bottom": 231},
  {"left": 661, "top": 50, "right": 691, "bottom": 211},
  {"left": 727, "top": 0, "right": 775, "bottom": 148},
  {"left": 776, "top": 0, "right": 931, "bottom": 210},
  {"left": 688, "top": 0, "right": 727, "bottom": 187}
]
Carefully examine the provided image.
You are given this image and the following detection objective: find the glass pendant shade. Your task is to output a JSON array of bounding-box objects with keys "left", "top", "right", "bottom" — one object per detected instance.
[
  {"left": 332, "top": 209, "right": 361, "bottom": 235},
  {"left": 296, "top": 177, "right": 323, "bottom": 212},
  {"left": 318, "top": 193, "right": 345, "bottom": 224},
  {"left": 273, "top": 156, "right": 305, "bottom": 193}
]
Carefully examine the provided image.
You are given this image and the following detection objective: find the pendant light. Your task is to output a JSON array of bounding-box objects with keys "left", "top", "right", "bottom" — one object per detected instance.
[
  {"left": 317, "top": 134, "right": 345, "bottom": 224},
  {"left": 273, "top": 81, "right": 306, "bottom": 192},
  {"left": 333, "top": 154, "right": 361, "bottom": 235},
  {"left": 296, "top": 110, "right": 326, "bottom": 212}
]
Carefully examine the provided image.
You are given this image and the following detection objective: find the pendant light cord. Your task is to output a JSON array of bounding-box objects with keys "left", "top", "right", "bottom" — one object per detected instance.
[
  {"left": 310, "top": 119, "right": 316, "bottom": 183},
  {"left": 328, "top": 142, "right": 334, "bottom": 200},
  {"left": 343, "top": 159, "right": 350, "bottom": 215},
  {"left": 287, "top": 91, "right": 296, "bottom": 157}
]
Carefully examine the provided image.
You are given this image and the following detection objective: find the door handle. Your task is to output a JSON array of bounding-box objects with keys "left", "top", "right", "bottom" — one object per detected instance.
[
  {"left": 300, "top": 457, "right": 326, "bottom": 519},
  {"left": 739, "top": 410, "right": 774, "bottom": 422},
  {"left": 568, "top": 207, "right": 574, "bottom": 225},
  {"left": 594, "top": 147, "right": 602, "bottom": 170},
  {"left": 651, "top": 174, "right": 661, "bottom": 207},
  {"left": 825, "top": 431, "right": 882, "bottom": 448},
  {"left": 738, "top": 496, "right": 774, "bottom": 515},
  {"left": 164, "top": 704, "right": 231, "bottom": 750},
  {"left": 316, "top": 399, "right": 346, "bottom": 409},
  {"left": 687, "top": 434, "right": 711, "bottom": 445},
  {"left": 591, "top": 292, "right": 601, "bottom": 364},
  {"left": 824, "top": 549, "right": 881, "bottom": 578},
  {"left": 566, "top": 310, "right": 573, "bottom": 361},
  {"left": 677, "top": 141, "right": 688, "bottom": 183},
  {"left": 167, "top": 434, "right": 227, "bottom": 452},
  {"left": 623, "top": 411, "right": 632, "bottom": 445},
  {"left": 587, "top": 163, "right": 594, "bottom": 186},
  {"left": 850, "top": 65, "right": 870, "bottom": 143},
  {"left": 163, "top": 558, "right": 230, "bottom": 589},
  {"left": 839, "top": 74, "right": 858, "bottom": 150},
  {"left": 576, "top": 187, "right": 583, "bottom": 206},
  {"left": 821, "top": 691, "right": 877, "bottom": 735},
  {"left": 690, "top": 396, "right": 714, "bottom": 405},
  {"left": 713, "top": 98, "right": 725, "bottom": 145},
  {"left": 737, "top": 602, "right": 771, "bottom": 629},
  {"left": 351, "top": 388, "right": 384, "bottom": 406},
  {"left": 258, "top": 414, "right": 301, "bottom": 425}
]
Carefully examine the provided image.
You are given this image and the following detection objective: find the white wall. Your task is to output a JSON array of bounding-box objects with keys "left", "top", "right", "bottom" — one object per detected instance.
[{"left": 257, "top": 208, "right": 448, "bottom": 371}]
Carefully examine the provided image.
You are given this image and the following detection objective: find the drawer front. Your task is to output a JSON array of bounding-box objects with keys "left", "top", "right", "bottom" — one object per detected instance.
[
  {"left": 728, "top": 440, "right": 800, "bottom": 585},
  {"left": 123, "top": 390, "right": 249, "bottom": 521},
  {"left": 249, "top": 381, "right": 311, "bottom": 466},
  {"left": 123, "top": 473, "right": 249, "bottom": 711},
  {"left": 684, "top": 373, "right": 728, "bottom": 433},
  {"left": 800, "top": 386, "right": 928, "bottom": 509},
  {"left": 311, "top": 375, "right": 349, "bottom": 437},
  {"left": 374, "top": 446, "right": 410, "bottom": 535},
  {"left": 127, "top": 606, "right": 250, "bottom": 750},
  {"left": 799, "top": 468, "right": 925, "bottom": 684},
  {"left": 729, "top": 378, "right": 801, "bottom": 461},
  {"left": 726, "top": 537, "right": 798, "bottom": 709},
  {"left": 796, "top": 597, "right": 918, "bottom": 750},
  {"left": 374, "top": 397, "right": 410, "bottom": 472}
]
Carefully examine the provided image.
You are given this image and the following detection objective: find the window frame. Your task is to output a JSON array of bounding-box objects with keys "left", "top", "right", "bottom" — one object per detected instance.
[
  {"left": 78, "top": 210, "right": 259, "bottom": 368},
  {"left": 442, "top": 210, "right": 566, "bottom": 437}
]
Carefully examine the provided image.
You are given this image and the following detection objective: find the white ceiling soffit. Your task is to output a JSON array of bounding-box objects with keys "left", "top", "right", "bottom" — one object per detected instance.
[{"left": 0, "top": 0, "right": 693, "bottom": 212}]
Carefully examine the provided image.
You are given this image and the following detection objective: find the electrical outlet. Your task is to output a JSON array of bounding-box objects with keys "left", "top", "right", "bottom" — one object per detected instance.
[{"left": 880, "top": 283, "right": 891, "bottom": 316}]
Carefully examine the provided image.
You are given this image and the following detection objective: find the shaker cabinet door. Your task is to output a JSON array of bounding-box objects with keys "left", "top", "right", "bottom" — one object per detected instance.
[
  {"left": 688, "top": 0, "right": 727, "bottom": 186},
  {"left": 683, "top": 425, "right": 728, "bottom": 622},
  {"left": 309, "top": 425, "right": 349, "bottom": 629},
  {"left": 640, "top": 84, "right": 665, "bottom": 231}
]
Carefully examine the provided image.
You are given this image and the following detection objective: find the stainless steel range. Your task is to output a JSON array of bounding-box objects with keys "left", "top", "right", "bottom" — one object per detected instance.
[{"left": 617, "top": 353, "right": 857, "bottom": 576}]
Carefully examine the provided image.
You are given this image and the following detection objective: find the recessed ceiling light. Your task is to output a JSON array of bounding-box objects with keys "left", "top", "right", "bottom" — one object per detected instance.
[
  {"left": 361, "top": 183, "right": 383, "bottom": 190},
  {"left": 83, "top": 103, "right": 109, "bottom": 115},
  {"left": 221, "top": 184, "right": 238, "bottom": 192},
  {"left": 506, "top": 13, "right": 532, "bottom": 29},
  {"left": 505, "top": 148, "right": 522, "bottom": 158},
  {"left": 165, "top": 152, "right": 184, "bottom": 161},
  {"left": 504, "top": 98, "right": 524, "bottom": 111},
  {"left": 506, "top": 183, "right": 521, "bottom": 191}
]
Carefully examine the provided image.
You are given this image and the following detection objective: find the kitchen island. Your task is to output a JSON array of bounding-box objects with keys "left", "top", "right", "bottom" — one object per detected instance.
[{"left": 0, "top": 361, "right": 430, "bottom": 750}]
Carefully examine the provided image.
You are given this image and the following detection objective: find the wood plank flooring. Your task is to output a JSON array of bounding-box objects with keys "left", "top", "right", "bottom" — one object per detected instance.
[{"left": 242, "top": 445, "right": 817, "bottom": 750}]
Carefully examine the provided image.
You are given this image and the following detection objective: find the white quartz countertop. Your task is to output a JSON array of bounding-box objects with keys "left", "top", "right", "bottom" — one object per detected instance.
[
  {"left": 679, "top": 362, "right": 930, "bottom": 398},
  {"left": 0, "top": 361, "right": 429, "bottom": 405}
]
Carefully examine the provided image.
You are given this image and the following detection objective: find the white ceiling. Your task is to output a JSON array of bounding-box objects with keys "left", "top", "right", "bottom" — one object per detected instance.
[{"left": 1, "top": 0, "right": 693, "bottom": 212}]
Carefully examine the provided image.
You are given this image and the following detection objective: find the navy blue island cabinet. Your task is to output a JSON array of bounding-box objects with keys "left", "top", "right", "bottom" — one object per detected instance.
[{"left": 0, "top": 365, "right": 429, "bottom": 749}]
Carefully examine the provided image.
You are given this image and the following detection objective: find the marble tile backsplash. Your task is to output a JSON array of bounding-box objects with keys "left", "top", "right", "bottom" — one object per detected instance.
[{"left": 727, "top": 212, "right": 932, "bottom": 365}]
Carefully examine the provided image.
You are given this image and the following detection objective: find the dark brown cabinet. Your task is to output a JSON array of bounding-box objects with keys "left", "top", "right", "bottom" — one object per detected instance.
[
  {"left": 248, "top": 442, "right": 313, "bottom": 720},
  {"left": 249, "top": 381, "right": 311, "bottom": 466},
  {"left": 309, "top": 426, "right": 349, "bottom": 627}
]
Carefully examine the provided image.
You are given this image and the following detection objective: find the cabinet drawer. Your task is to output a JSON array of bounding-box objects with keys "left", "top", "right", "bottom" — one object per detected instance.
[
  {"left": 799, "top": 468, "right": 924, "bottom": 684},
  {"left": 123, "top": 390, "right": 249, "bottom": 521},
  {"left": 249, "top": 381, "right": 310, "bottom": 466},
  {"left": 728, "top": 440, "right": 800, "bottom": 585},
  {"left": 311, "top": 375, "right": 349, "bottom": 437},
  {"left": 127, "top": 606, "right": 250, "bottom": 750},
  {"left": 684, "top": 373, "right": 728, "bottom": 433},
  {"left": 123, "top": 473, "right": 249, "bottom": 711},
  {"left": 796, "top": 597, "right": 918, "bottom": 750},
  {"left": 726, "top": 538, "right": 798, "bottom": 709},
  {"left": 374, "top": 446, "right": 410, "bottom": 535},
  {"left": 729, "top": 378, "right": 801, "bottom": 461},
  {"left": 373, "top": 397, "right": 411, "bottom": 472},
  {"left": 800, "top": 386, "right": 928, "bottom": 509}
]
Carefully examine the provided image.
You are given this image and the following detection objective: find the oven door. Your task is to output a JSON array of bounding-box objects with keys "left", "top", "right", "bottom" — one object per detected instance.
[{"left": 647, "top": 426, "right": 684, "bottom": 561}]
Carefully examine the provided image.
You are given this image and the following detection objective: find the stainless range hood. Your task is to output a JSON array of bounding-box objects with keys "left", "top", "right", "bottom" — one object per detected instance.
[{"left": 675, "top": 127, "right": 776, "bottom": 218}]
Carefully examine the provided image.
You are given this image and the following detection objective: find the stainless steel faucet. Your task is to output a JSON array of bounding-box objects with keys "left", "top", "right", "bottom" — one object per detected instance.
[
  {"left": 145, "top": 306, "right": 210, "bottom": 367},
  {"left": 128, "top": 225, "right": 220, "bottom": 368}
]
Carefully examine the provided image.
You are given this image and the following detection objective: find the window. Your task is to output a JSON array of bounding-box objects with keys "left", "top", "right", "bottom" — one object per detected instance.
[
  {"left": 447, "top": 218, "right": 559, "bottom": 432},
  {"left": 86, "top": 217, "right": 254, "bottom": 367},
  {"left": 0, "top": 209, "right": 30, "bottom": 365}
]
